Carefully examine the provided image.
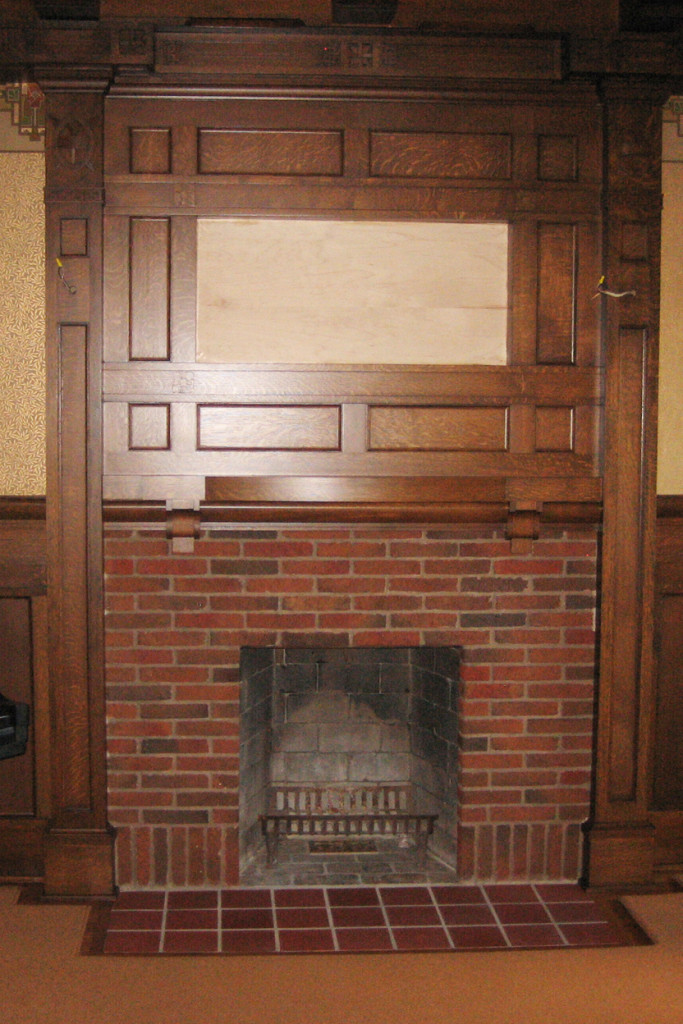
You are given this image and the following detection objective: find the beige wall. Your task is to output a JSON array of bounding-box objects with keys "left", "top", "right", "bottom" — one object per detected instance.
[
  {"left": 0, "top": 148, "right": 45, "bottom": 496},
  {"left": 658, "top": 98, "right": 683, "bottom": 494}
]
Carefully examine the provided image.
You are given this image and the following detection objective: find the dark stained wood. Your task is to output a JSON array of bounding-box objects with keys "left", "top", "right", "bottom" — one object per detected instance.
[
  {"left": 198, "top": 404, "right": 341, "bottom": 451},
  {"left": 535, "top": 407, "right": 574, "bottom": 452},
  {"left": 586, "top": 82, "right": 665, "bottom": 889},
  {"left": 11, "top": 14, "right": 678, "bottom": 894},
  {"left": 128, "top": 403, "right": 171, "bottom": 450},
  {"left": 130, "top": 127, "right": 171, "bottom": 174},
  {"left": 652, "top": 594, "right": 683, "bottom": 808},
  {"left": 43, "top": 83, "right": 115, "bottom": 896},
  {"left": 198, "top": 129, "right": 344, "bottom": 176},
  {"left": 129, "top": 217, "right": 170, "bottom": 360},
  {"left": 0, "top": 598, "right": 35, "bottom": 816},
  {"left": 0, "top": 513, "right": 50, "bottom": 879},
  {"left": 369, "top": 131, "right": 511, "bottom": 179},
  {"left": 153, "top": 28, "right": 565, "bottom": 81},
  {"left": 368, "top": 406, "right": 508, "bottom": 452},
  {"left": 537, "top": 223, "right": 577, "bottom": 365},
  {"left": 103, "top": 498, "right": 604, "bottom": 526}
]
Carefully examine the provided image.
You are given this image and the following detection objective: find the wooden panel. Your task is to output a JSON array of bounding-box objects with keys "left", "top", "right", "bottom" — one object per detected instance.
[
  {"left": 370, "top": 132, "right": 511, "bottom": 179},
  {"left": 621, "top": 221, "right": 650, "bottom": 262},
  {"left": 197, "top": 404, "right": 341, "bottom": 451},
  {"left": 102, "top": 364, "right": 604, "bottom": 404},
  {"left": 53, "top": 324, "right": 91, "bottom": 813},
  {"left": 103, "top": 216, "right": 129, "bottom": 363},
  {"left": 170, "top": 217, "right": 196, "bottom": 362},
  {"left": 130, "top": 127, "right": 171, "bottom": 174},
  {"left": 128, "top": 404, "right": 170, "bottom": 450},
  {"left": 154, "top": 30, "right": 565, "bottom": 81},
  {"left": 368, "top": 406, "right": 508, "bottom": 452},
  {"left": 537, "top": 135, "right": 578, "bottom": 181},
  {"left": 535, "top": 406, "right": 574, "bottom": 452},
  {"left": 60, "top": 218, "right": 88, "bottom": 257},
  {"left": 198, "top": 129, "right": 343, "bottom": 176},
  {"left": 0, "top": 598, "right": 34, "bottom": 816},
  {"left": 129, "top": 217, "right": 170, "bottom": 360},
  {"left": 537, "top": 223, "right": 577, "bottom": 364},
  {"left": 652, "top": 593, "right": 683, "bottom": 808}
]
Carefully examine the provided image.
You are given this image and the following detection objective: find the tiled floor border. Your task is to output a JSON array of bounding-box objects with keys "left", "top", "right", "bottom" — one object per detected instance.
[{"left": 81, "top": 883, "right": 651, "bottom": 957}]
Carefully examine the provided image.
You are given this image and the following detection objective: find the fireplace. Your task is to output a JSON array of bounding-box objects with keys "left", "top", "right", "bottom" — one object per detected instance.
[
  {"left": 104, "top": 522, "right": 597, "bottom": 888},
  {"left": 238, "top": 644, "right": 461, "bottom": 877}
]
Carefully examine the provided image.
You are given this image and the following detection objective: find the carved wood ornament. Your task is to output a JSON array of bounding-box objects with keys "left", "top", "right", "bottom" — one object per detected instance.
[{"left": 0, "top": 13, "right": 680, "bottom": 894}]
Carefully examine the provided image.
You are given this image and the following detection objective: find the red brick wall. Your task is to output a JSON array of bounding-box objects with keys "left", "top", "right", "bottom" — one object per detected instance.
[{"left": 104, "top": 524, "right": 597, "bottom": 888}]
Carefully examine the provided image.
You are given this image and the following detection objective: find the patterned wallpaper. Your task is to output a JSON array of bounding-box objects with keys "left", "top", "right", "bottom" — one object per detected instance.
[
  {"left": 658, "top": 97, "right": 683, "bottom": 495},
  {"left": 0, "top": 145, "right": 46, "bottom": 495}
]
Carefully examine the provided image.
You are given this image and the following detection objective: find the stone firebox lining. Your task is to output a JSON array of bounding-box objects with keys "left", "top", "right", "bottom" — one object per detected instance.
[{"left": 104, "top": 524, "right": 597, "bottom": 888}]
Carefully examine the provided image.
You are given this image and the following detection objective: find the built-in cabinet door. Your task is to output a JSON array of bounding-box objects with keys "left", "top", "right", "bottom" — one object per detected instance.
[{"left": 653, "top": 592, "right": 683, "bottom": 809}]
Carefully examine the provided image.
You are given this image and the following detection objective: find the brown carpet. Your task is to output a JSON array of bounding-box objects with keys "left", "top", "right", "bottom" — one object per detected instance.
[{"left": 1, "top": 885, "right": 682, "bottom": 1024}]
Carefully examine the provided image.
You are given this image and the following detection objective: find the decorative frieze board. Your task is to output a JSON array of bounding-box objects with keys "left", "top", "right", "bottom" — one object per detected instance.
[{"left": 1, "top": 20, "right": 681, "bottom": 85}]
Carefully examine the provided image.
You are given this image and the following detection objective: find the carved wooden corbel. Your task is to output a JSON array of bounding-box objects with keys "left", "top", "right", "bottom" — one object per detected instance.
[
  {"left": 506, "top": 501, "right": 542, "bottom": 554},
  {"left": 166, "top": 507, "right": 201, "bottom": 553}
]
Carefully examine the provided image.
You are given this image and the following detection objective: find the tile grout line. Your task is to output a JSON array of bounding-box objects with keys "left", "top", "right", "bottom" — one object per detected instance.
[
  {"left": 270, "top": 888, "right": 281, "bottom": 953},
  {"left": 532, "top": 883, "right": 569, "bottom": 946},
  {"left": 158, "top": 890, "right": 170, "bottom": 954},
  {"left": 377, "top": 887, "right": 399, "bottom": 951},
  {"left": 480, "top": 886, "right": 513, "bottom": 948},
  {"left": 427, "top": 884, "right": 455, "bottom": 948},
  {"left": 322, "top": 886, "right": 340, "bottom": 952}
]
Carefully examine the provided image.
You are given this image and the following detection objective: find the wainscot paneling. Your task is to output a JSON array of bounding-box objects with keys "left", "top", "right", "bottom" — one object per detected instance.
[{"left": 0, "top": 500, "right": 49, "bottom": 881}]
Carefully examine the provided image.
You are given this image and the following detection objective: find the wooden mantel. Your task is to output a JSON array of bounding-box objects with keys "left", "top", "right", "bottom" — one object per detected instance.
[{"left": 1, "top": 13, "right": 681, "bottom": 894}]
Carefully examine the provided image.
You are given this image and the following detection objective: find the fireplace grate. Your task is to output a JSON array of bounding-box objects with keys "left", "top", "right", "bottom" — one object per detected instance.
[{"left": 260, "top": 784, "right": 437, "bottom": 867}]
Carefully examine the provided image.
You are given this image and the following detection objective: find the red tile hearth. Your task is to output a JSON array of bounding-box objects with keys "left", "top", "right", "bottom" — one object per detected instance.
[{"left": 96, "top": 883, "right": 642, "bottom": 956}]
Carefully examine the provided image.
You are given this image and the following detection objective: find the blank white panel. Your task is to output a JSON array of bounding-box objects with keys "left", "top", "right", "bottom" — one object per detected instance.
[{"left": 197, "top": 219, "right": 508, "bottom": 365}]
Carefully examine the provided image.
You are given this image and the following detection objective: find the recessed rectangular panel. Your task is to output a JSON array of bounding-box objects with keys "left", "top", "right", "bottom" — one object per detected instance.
[
  {"left": 370, "top": 132, "right": 511, "bottom": 179},
  {"left": 128, "top": 404, "right": 170, "bottom": 450},
  {"left": 130, "top": 128, "right": 171, "bottom": 174},
  {"left": 130, "top": 218, "right": 170, "bottom": 360},
  {"left": 60, "top": 218, "right": 88, "bottom": 256},
  {"left": 197, "top": 219, "right": 508, "bottom": 365},
  {"left": 621, "top": 222, "right": 649, "bottom": 262},
  {"left": 368, "top": 406, "right": 508, "bottom": 451},
  {"left": 537, "top": 223, "right": 576, "bottom": 365},
  {"left": 198, "top": 130, "right": 343, "bottom": 176},
  {"left": 198, "top": 405, "right": 341, "bottom": 451},
  {"left": 537, "top": 135, "right": 578, "bottom": 182},
  {"left": 535, "top": 406, "right": 574, "bottom": 452}
]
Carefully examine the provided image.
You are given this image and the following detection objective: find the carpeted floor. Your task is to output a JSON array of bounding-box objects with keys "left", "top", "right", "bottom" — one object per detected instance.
[{"left": 2, "top": 884, "right": 683, "bottom": 1024}]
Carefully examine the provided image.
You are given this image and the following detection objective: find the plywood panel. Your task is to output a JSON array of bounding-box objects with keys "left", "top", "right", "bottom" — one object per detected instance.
[
  {"left": 197, "top": 219, "right": 508, "bottom": 365},
  {"left": 368, "top": 406, "right": 508, "bottom": 451},
  {"left": 198, "top": 404, "right": 341, "bottom": 450},
  {"left": 129, "top": 218, "right": 170, "bottom": 360},
  {"left": 198, "top": 129, "right": 343, "bottom": 176},
  {"left": 370, "top": 132, "right": 511, "bottom": 179}
]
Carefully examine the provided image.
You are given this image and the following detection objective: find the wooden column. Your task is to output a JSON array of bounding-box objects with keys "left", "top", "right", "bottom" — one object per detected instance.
[
  {"left": 42, "top": 80, "right": 115, "bottom": 896},
  {"left": 586, "top": 80, "right": 665, "bottom": 887}
]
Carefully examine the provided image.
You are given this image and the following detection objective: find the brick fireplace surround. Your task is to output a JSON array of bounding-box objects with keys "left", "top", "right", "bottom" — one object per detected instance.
[{"left": 104, "top": 523, "right": 597, "bottom": 889}]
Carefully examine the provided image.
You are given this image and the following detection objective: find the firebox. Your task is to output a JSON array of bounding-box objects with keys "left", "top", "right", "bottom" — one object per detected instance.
[{"left": 239, "top": 645, "right": 461, "bottom": 879}]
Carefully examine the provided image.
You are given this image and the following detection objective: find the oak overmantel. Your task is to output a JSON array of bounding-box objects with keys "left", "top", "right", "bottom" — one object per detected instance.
[{"left": 1, "top": 12, "right": 681, "bottom": 894}]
